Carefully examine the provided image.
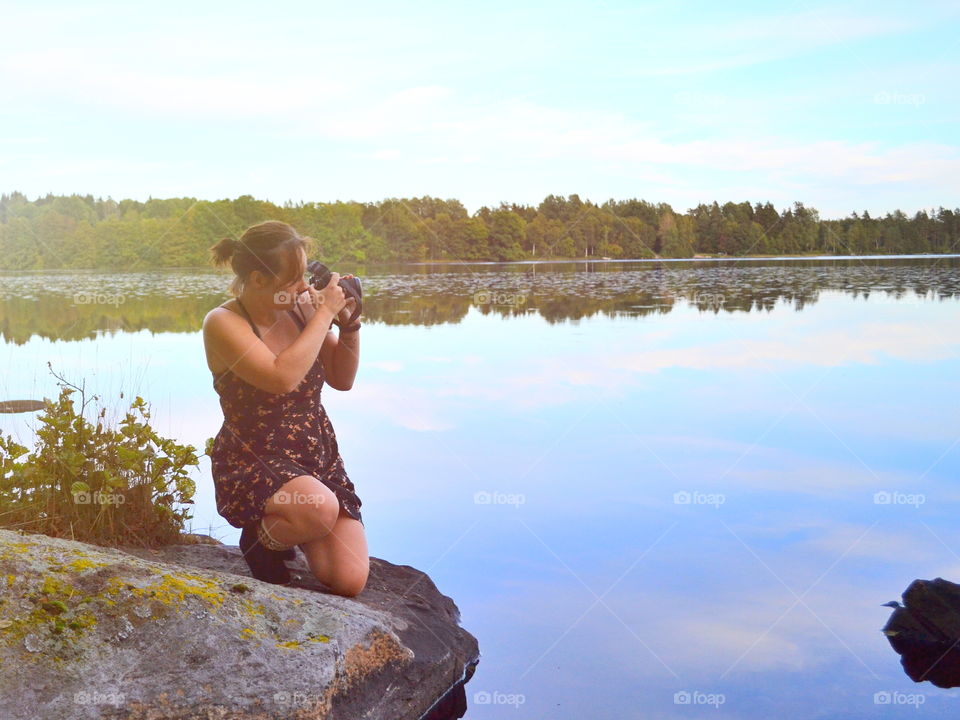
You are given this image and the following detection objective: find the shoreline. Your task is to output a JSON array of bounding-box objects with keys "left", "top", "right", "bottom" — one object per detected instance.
[
  {"left": 1, "top": 252, "right": 958, "bottom": 275},
  {"left": 407, "top": 252, "right": 960, "bottom": 265}
]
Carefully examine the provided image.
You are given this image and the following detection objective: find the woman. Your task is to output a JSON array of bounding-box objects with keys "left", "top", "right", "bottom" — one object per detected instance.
[{"left": 203, "top": 220, "right": 367, "bottom": 597}]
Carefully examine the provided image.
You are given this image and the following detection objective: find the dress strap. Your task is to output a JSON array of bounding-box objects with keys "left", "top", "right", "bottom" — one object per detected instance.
[
  {"left": 233, "top": 298, "right": 262, "bottom": 339},
  {"left": 288, "top": 304, "right": 307, "bottom": 331}
]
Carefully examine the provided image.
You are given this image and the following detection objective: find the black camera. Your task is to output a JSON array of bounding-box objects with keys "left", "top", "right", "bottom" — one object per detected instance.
[{"left": 306, "top": 260, "right": 362, "bottom": 329}]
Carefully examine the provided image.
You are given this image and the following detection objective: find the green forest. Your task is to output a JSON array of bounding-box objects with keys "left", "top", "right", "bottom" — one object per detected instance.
[{"left": 0, "top": 191, "right": 957, "bottom": 270}]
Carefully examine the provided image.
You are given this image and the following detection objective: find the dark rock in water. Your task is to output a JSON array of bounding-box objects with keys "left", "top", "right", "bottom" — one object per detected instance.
[
  {"left": 0, "top": 528, "right": 479, "bottom": 719},
  {"left": 883, "top": 577, "right": 960, "bottom": 688}
]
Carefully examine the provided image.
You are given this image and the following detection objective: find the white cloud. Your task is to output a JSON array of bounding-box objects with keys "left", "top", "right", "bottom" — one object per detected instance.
[
  {"left": 2, "top": 2, "right": 956, "bottom": 214},
  {"left": 8, "top": 40, "right": 956, "bottom": 201},
  {"left": 347, "top": 381, "right": 455, "bottom": 431},
  {"left": 611, "top": 322, "right": 960, "bottom": 374},
  {"left": 505, "top": 563, "right": 890, "bottom": 676},
  {"left": 1, "top": 48, "right": 345, "bottom": 117},
  {"left": 796, "top": 522, "right": 949, "bottom": 564},
  {"left": 472, "top": 320, "right": 958, "bottom": 403}
]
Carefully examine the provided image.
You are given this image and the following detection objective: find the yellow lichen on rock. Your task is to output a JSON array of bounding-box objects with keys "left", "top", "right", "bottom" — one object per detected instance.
[
  {"left": 274, "top": 631, "right": 332, "bottom": 650},
  {"left": 66, "top": 557, "right": 107, "bottom": 572},
  {"left": 240, "top": 599, "right": 265, "bottom": 617},
  {"left": 104, "top": 572, "right": 226, "bottom": 611}
]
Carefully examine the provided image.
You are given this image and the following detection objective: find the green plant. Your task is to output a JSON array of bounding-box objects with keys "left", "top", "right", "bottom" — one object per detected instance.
[{"left": 0, "top": 364, "right": 198, "bottom": 547}]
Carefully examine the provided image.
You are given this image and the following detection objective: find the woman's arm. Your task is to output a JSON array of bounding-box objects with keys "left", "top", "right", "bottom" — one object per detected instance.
[
  {"left": 294, "top": 282, "right": 360, "bottom": 391},
  {"left": 321, "top": 324, "right": 359, "bottom": 391},
  {"left": 318, "top": 297, "right": 360, "bottom": 391},
  {"left": 205, "top": 279, "right": 344, "bottom": 395},
  {"left": 203, "top": 304, "right": 336, "bottom": 394}
]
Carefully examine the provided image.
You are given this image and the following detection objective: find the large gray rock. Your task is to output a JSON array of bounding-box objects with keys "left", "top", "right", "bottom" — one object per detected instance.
[{"left": 0, "top": 528, "right": 479, "bottom": 719}]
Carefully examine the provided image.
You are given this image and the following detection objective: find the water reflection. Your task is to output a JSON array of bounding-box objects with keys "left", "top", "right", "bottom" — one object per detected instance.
[
  {"left": 1, "top": 257, "right": 959, "bottom": 718},
  {"left": 0, "top": 256, "right": 958, "bottom": 344}
]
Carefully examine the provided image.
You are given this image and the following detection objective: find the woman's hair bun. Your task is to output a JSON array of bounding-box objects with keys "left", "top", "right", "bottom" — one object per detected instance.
[{"left": 209, "top": 236, "right": 240, "bottom": 266}]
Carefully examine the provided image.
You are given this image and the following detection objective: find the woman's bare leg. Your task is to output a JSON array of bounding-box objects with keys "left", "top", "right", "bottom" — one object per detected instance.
[
  {"left": 260, "top": 475, "right": 341, "bottom": 547},
  {"left": 299, "top": 506, "right": 369, "bottom": 597}
]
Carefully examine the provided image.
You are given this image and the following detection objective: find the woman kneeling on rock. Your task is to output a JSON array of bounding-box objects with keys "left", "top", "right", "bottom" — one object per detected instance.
[{"left": 202, "top": 220, "right": 367, "bottom": 597}]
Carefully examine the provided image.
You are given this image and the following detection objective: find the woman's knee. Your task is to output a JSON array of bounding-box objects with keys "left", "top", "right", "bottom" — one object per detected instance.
[
  {"left": 266, "top": 475, "right": 340, "bottom": 535},
  {"left": 307, "top": 539, "right": 369, "bottom": 597},
  {"left": 322, "top": 562, "right": 369, "bottom": 598}
]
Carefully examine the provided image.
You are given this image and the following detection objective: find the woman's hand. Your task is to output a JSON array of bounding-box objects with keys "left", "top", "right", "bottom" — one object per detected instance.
[
  {"left": 303, "top": 273, "right": 347, "bottom": 322},
  {"left": 336, "top": 274, "right": 360, "bottom": 325}
]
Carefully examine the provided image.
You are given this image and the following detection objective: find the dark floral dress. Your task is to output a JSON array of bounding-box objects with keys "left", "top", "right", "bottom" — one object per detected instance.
[{"left": 209, "top": 298, "right": 363, "bottom": 529}]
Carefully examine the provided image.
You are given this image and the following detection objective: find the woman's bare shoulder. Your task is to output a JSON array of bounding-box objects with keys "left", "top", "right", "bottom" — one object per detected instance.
[
  {"left": 206, "top": 299, "right": 239, "bottom": 316},
  {"left": 203, "top": 301, "right": 245, "bottom": 334}
]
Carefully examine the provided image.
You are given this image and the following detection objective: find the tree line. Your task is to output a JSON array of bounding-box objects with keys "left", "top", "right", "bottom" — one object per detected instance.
[{"left": 0, "top": 191, "right": 957, "bottom": 269}]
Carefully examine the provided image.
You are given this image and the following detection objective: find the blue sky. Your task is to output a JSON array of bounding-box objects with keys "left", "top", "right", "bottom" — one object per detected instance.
[{"left": 1, "top": 0, "right": 958, "bottom": 218}]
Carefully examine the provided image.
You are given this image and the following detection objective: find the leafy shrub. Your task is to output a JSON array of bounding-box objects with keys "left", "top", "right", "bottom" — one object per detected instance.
[{"left": 0, "top": 370, "right": 198, "bottom": 547}]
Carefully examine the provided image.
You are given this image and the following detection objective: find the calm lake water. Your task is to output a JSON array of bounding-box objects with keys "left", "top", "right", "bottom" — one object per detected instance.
[{"left": 3, "top": 255, "right": 960, "bottom": 719}]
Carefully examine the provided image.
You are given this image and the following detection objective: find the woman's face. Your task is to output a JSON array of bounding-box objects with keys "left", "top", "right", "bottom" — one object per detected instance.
[{"left": 270, "top": 247, "right": 309, "bottom": 309}]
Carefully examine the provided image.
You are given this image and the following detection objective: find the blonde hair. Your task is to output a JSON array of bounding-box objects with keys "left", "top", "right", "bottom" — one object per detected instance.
[{"left": 209, "top": 220, "right": 314, "bottom": 297}]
